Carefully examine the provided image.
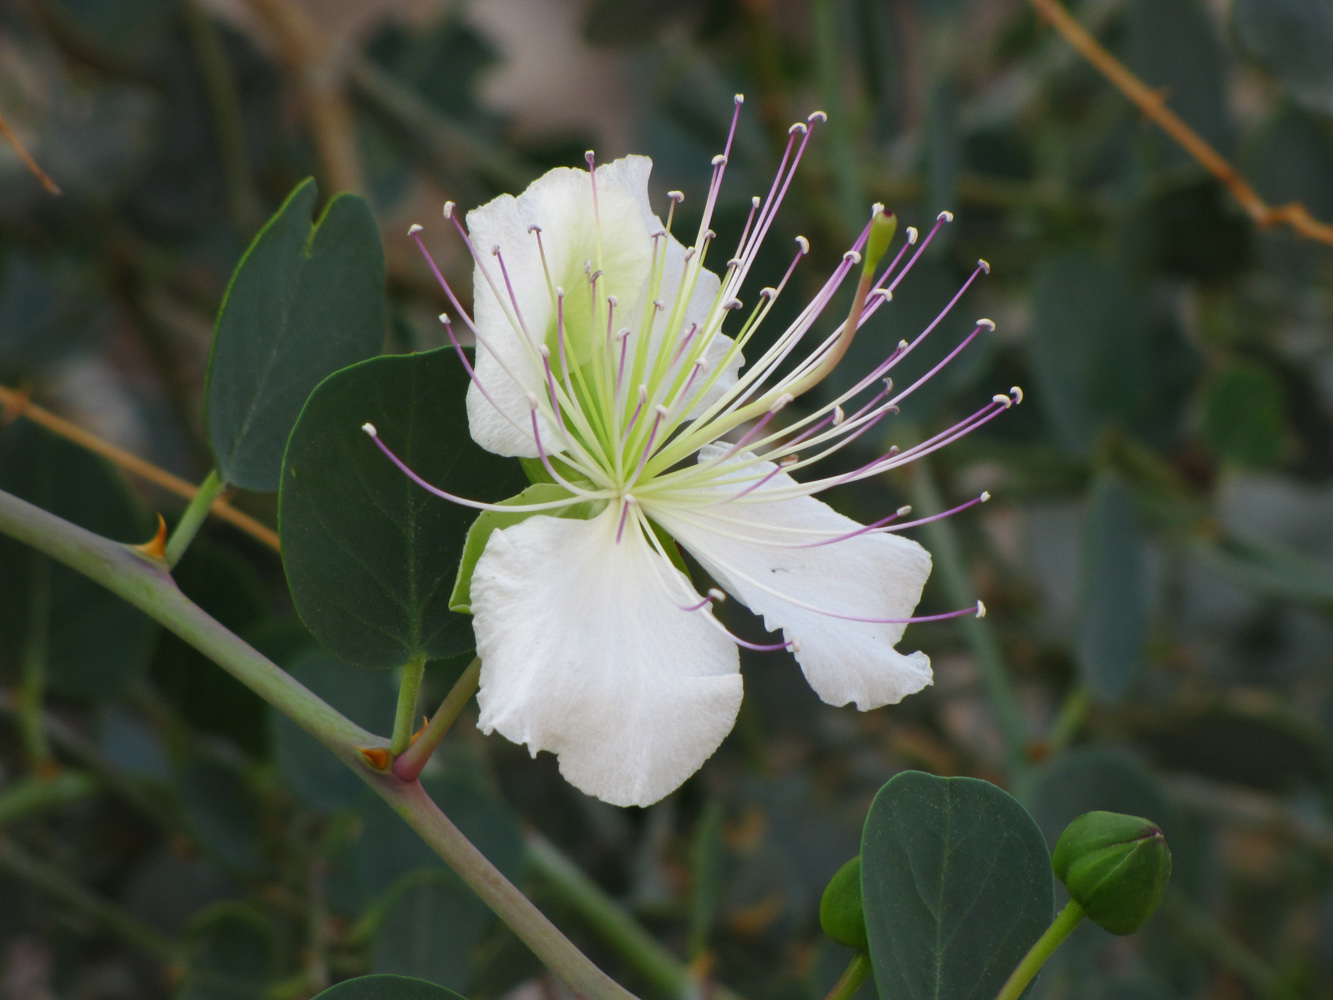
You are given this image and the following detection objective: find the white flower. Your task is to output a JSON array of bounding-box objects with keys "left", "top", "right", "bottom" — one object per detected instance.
[{"left": 367, "top": 97, "right": 1016, "bottom": 807}]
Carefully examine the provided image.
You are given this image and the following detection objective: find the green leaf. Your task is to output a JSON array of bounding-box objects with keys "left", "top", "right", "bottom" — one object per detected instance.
[
  {"left": 371, "top": 870, "right": 491, "bottom": 992},
  {"left": 861, "top": 771, "right": 1053, "bottom": 1000},
  {"left": 313, "top": 976, "right": 467, "bottom": 1000},
  {"left": 1077, "top": 475, "right": 1147, "bottom": 704},
  {"left": 0, "top": 421, "right": 156, "bottom": 699},
  {"left": 449, "top": 483, "right": 594, "bottom": 613},
  {"left": 180, "top": 902, "right": 279, "bottom": 1000},
  {"left": 1200, "top": 360, "right": 1287, "bottom": 468},
  {"left": 205, "top": 178, "right": 386, "bottom": 492},
  {"left": 279, "top": 348, "right": 527, "bottom": 670},
  {"left": 1234, "top": 0, "right": 1333, "bottom": 117}
]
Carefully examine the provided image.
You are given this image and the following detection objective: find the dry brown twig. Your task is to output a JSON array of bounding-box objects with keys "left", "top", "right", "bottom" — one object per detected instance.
[
  {"left": 0, "top": 109, "right": 60, "bottom": 195},
  {"left": 1028, "top": 0, "right": 1333, "bottom": 246},
  {"left": 0, "top": 384, "right": 281, "bottom": 552}
]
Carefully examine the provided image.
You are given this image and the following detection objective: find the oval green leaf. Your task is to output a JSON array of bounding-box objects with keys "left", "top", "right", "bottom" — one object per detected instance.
[
  {"left": 861, "top": 771, "right": 1053, "bottom": 1000},
  {"left": 279, "top": 347, "right": 527, "bottom": 670},
  {"left": 314, "top": 976, "right": 467, "bottom": 1000},
  {"left": 206, "top": 178, "right": 387, "bottom": 492}
]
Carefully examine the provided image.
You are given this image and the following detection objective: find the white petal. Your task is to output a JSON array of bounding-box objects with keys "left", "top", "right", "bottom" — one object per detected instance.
[
  {"left": 471, "top": 507, "right": 743, "bottom": 807},
  {"left": 648, "top": 451, "right": 933, "bottom": 711},
  {"left": 465, "top": 160, "right": 656, "bottom": 456}
]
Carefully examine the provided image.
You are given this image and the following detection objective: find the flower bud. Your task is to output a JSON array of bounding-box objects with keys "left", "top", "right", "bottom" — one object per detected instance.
[
  {"left": 819, "top": 856, "right": 867, "bottom": 950},
  {"left": 1051, "top": 811, "right": 1171, "bottom": 935}
]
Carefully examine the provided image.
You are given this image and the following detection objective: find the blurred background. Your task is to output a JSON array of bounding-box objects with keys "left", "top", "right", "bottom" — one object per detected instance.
[{"left": 2, "top": 0, "right": 1333, "bottom": 998}]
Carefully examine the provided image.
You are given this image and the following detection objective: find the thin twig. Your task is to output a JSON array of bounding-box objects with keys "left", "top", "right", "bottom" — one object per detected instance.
[
  {"left": 243, "top": 0, "right": 364, "bottom": 195},
  {"left": 0, "top": 385, "right": 280, "bottom": 552},
  {"left": 1028, "top": 0, "right": 1333, "bottom": 245},
  {"left": 0, "top": 110, "right": 60, "bottom": 195}
]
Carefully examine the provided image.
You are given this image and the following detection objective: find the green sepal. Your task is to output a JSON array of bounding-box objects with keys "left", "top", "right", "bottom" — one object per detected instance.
[
  {"left": 1051, "top": 810, "right": 1172, "bottom": 935},
  {"left": 820, "top": 855, "right": 868, "bottom": 950},
  {"left": 448, "top": 484, "right": 600, "bottom": 614}
]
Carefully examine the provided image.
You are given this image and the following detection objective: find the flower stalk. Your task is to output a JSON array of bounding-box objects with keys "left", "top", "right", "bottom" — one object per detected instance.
[
  {"left": 992, "top": 900, "right": 1085, "bottom": 1000},
  {"left": 393, "top": 657, "right": 481, "bottom": 781},
  {"left": 164, "top": 468, "right": 227, "bottom": 567}
]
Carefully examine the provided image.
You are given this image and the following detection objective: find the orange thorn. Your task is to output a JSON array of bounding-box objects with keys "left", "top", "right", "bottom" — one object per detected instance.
[
  {"left": 359, "top": 747, "right": 391, "bottom": 770},
  {"left": 133, "top": 514, "right": 169, "bottom": 562},
  {"left": 409, "top": 715, "right": 429, "bottom": 745}
]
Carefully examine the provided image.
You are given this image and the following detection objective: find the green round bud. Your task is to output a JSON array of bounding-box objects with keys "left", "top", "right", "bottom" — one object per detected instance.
[
  {"left": 820, "top": 856, "right": 867, "bottom": 950},
  {"left": 1052, "top": 811, "right": 1172, "bottom": 935}
]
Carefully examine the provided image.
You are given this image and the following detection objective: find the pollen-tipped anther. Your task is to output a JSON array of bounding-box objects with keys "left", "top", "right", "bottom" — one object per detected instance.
[
  {"left": 526, "top": 392, "right": 540, "bottom": 410},
  {"left": 712, "top": 154, "right": 728, "bottom": 167},
  {"left": 789, "top": 122, "right": 808, "bottom": 136},
  {"left": 994, "top": 393, "right": 1014, "bottom": 408},
  {"left": 844, "top": 250, "right": 862, "bottom": 264},
  {"left": 795, "top": 235, "right": 810, "bottom": 254},
  {"left": 708, "top": 587, "right": 727, "bottom": 602},
  {"left": 833, "top": 405, "right": 846, "bottom": 425},
  {"left": 978, "top": 259, "right": 991, "bottom": 274},
  {"left": 438, "top": 312, "right": 449, "bottom": 324},
  {"left": 938, "top": 210, "right": 954, "bottom": 222},
  {"left": 734, "top": 93, "right": 745, "bottom": 105},
  {"left": 975, "top": 601, "right": 987, "bottom": 618},
  {"left": 978, "top": 318, "right": 996, "bottom": 331},
  {"left": 981, "top": 491, "right": 992, "bottom": 502},
  {"left": 408, "top": 223, "right": 423, "bottom": 236},
  {"left": 906, "top": 227, "right": 919, "bottom": 244},
  {"left": 585, "top": 150, "right": 596, "bottom": 167},
  {"left": 361, "top": 422, "right": 377, "bottom": 437},
  {"left": 1010, "top": 385, "right": 1025, "bottom": 404},
  {"left": 808, "top": 110, "right": 828, "bottom": 123},
  {"left": 442, "top": 201, "right": 455, "bottom": 219}
]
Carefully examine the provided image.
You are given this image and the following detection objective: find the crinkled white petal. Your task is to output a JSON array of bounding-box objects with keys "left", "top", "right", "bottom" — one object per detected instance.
[
  {"left": 647, "top": 449, "right": 933, "bottom": 711},
  {"left": 471, "top": 507, "right": 743, "bottom": 807},
  {"left": 464, "top": 155, "right": 739, "bottom": 457}
]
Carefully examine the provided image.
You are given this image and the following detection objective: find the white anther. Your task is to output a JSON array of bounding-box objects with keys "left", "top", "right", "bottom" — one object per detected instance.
[
  {"left": 734, "top": 93, "right": 745, "bottom": 105},
  {"left": 993, "top": 393, "right": 1014, "bottom": 408},
  {"left": 708, "top": 587, "right": 727, "bottom": 602},
  {"left": 887, "top": 445, "right": 900, "bottom": 456},
  {"left": 555, "top": 285, "right": 566, "bottom": 298},
  {"left": 1010, "top": 385, "right": 1024, "bottom": 404},
  {"left": 751, "top": 195, "right": 761, "bottom": 207},
  {"left": 833, "top": 405, "right": 846, "bottom": 425},
  {"left": 978, "top": 318, "right": 996, "bottom": 331},
  {"left": 897, "top": 339, "right": 909, "bottom": 351},
  {"left": 790, "top": 639, "right": 802, "bottom": 654},
  {"left": 981, "top": 491, "right": 992, "bottom": 502},
  {"left": 977, "top": 258, "right": 991, "bottom": 274},
  {"left": 703, "top": 229, "right": 716, "bottom": 241},
  {"left": 683, "top": 247, "right": 697, "bottom": 261},
  {"left": 712, "top": 154, "right": 728, "bottom": 167},
  {"left": 795, "top": 235, "right": 810, "bottom": 254},
  {"left": 668, "top": 190, "right": 685, "bottom": 203},
  {"left": 897, "top": 505, "right": 912, "bottom": 517},
  {"left": 607, "top": 295, "right": 618, "bottom": 308},
  {"left": 638, "top": 385, "right": 649, "bottom": 403},
  {"left": 695, "top": 357, "right": 710, "bottom": 372},
  {"left": 723, "top": 298, "right": 744, "bottom": 310},
  {"left": 491, "top": 244, "right": 501, "bottom": 256},
  {"left": 651, "top": 229, "right": 666, "bottom": 240},
  {"left": 653, "top": 299, "right": 665, "bottom": 312},
  {"left": 808, "top": 110, "right": 828, "bottom": 123},
  {"left": 407, "top": 223, "right": 423, "bottom": 236},
  {"left": 843, "top": 250, "right": 862, "bottom": 264},
  {"left": 616, "top": 327, "right": 631, "bottom": 342},
  {"left": 589, "top": 269, "right": 604, "bottom": 282},
  {"left": 726, "top": 257, "right": 743, "bottom": 269},
  {"left": 361, "top": 422, "right": 377, "bottom": 436},
  {"left": 976, "top": 601, "right": 987, "bottom": 618},
  {"left": 770, "top": 393, "right": 794, "bottom": 413},
  {"left": 779, "top": 455, "right": 799, "bottom": 467},
  {"left": 759, "top": 287, "right": 777, "bottom": 300},
  {"left": 654, "top": 404, "right": 670, "bottom": 417},
  {"left": 871, "top": 201, "right": 885, "bottom": 217},
  {"left": 528, "top": 224, "right": 542, "bottom": 234},
  {"left": 938, "top": 210, "right": 954, "bottom": 222},
  {"left": 527, "top": 393, "right": 540, "bottom": 410},
  {"left": 871, "top": 288, "right": 892, "bottom": 303},
  {"left": 442, "top": 201, "right": 455, "bottom": 219},
  {"left": 539, "top": 344, "right": 551, "bottom": 358},
  {"left": 438, "top": 313, "right": 450, "bottom": 325},
  {"left": 585, "top": 150, "right": 596, "bottom": 164},
  {"left": 882, "top": 378, "right": 894, "bottom": 393},
  {"left": 789, "top": 122, "right": 808, "bottom": 136},
  {"left": 906, "top": 227, "right": 919, "bottom": 244}
]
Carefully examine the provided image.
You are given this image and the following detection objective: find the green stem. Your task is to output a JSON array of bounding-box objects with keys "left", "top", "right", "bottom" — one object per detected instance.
[
  {"left": 910, "top": 460, "right": 1031, "bottom": 779},
  {"left": 0, "top": 486, "right": 639, "bottom": 1000},
  {"left": 0, "top": 771, "right": 99, "bottom": 826},
  {"left": 823, "top": 952, "right": 871, "bottom": 1000},
  {"left": 1047, "top": 686, "right": 1090, "bottom": 757},
  {"left": 389, "top": 654, "right": 427, "bottom": 757},
  {"left": 165, "top": 468, "right": 226, "bottom": 567},
  {"left": 992, "top": 900, "right": 1084, "bottom": 1000},
  {"left": 527, "top": 833, "right": 744, "bottom": 1000},
  {"left": 393, "top": 657, "right": 480, "bottom": 782},
  {"left": 0, "top": 836, "right": 178, "bottom": 958},
  {"left": 18, "top": 547, "right": 53, "bottom": 770}
]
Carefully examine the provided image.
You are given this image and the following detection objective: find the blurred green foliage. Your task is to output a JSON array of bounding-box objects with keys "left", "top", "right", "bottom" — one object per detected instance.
[{"left": 2, "top": 0, "right": 1333, "bottom": 999}]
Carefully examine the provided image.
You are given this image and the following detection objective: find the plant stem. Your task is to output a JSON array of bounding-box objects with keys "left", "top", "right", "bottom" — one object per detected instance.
[
  {"left": 910, "top": 460, "right": 1031, "bottom": 779},
  {"left": 527, "top": 833, "right": 743, "bottom": 1000},
  {"left": 992, "top": 900, "right": 1084, "bottom": 1000},
  {"left": 823, "top": 952, "right": 871, "bottom": 1000},
  {"left": 393, "top": 657, "right": 480, "bottom": 782},
  {"left": 1047, "top": 687, "right": 1090, "bottom": 757},
  {"left": 165, "top": 468, "right": 227, "bottom": 566},
  {"left": 0, "top": 836, "right": 178, "bottom": 958},
  {"left": 18, "top": 548, "right": 53, "bottom": 771},
  {"left": 0, "top": 771, "right": 98, "bottom": 827},
  {"left": 389, "top": 654, "right": 427, "bottom": 757},
  {"left": 0, "top": 486, "right": 641, "bottom": 1000}
]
